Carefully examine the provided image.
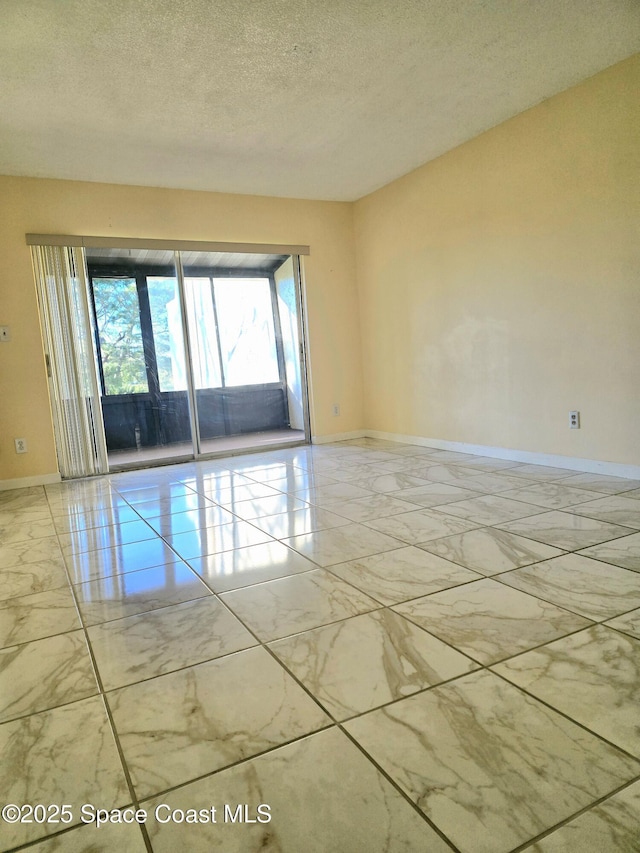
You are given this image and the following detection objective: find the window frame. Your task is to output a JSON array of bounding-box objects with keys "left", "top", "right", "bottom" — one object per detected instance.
[{"left": 88, "top": 261, "right": 288, "bottom": 398}]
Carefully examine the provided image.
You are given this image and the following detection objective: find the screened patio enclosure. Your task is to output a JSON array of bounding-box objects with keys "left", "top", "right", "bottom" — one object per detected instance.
[
  {"left": 30, "top": 236, "right": 310, "bottom": 477},
  {"left": 87, "top": 246, "right": 309, "bottom": 469}
]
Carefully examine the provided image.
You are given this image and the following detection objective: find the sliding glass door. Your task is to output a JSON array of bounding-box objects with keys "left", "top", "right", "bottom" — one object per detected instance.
[
  {"left": 182, "top": 253, "right": 305, "bottom": 456},
  {"left": 88, "top": 250, "right": 193, "bottom": 468},
  {"left": 85, "top": 247, "right": 308, "bottom": 470}
]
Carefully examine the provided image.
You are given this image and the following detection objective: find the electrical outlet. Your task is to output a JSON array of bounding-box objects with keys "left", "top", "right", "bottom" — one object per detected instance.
[
  {"left": 569, "top": 411, "right": 580, "bottom": 429},
  {"left": 0, "top": 326, "right": 10, "bottom": 342},
  {"left": 14, "top": 438, "right": 27, "bottom": 454},
  {"left": 332, "top": 404, "right": 340, "bottom": 417}
]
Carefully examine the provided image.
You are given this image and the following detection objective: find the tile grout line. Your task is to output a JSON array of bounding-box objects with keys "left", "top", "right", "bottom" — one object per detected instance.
[
  {"left": 2, "top": 446, "right": 639, "bottom": 850},
  {"left": 54, "top": 519, "right": 156, "bottom": 853},
  {"left": 507, "top": 772, "right": 640, "bottom": 852},
  {"left": 160, "top": 502, "right": 471, "bottom": 843},
  {"left": 334, "top": 720, "right": 465, "bottom": 853},
  {"left": 0, "top": 484, "right": 152, "bottom": 851},
  {"left": 489, "top": 667, "right": 640, "bottom": 765}
]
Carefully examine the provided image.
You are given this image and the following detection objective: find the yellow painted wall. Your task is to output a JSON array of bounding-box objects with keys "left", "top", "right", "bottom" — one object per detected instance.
[
  {"left": 3, "top": 55, "right": 638, "bottom": 482},
  {"left": 354, "top": 54, "right": 640, "bottom": 465},
  {"left": 0, "top": 178, "right": 362, "bottom": 480}
]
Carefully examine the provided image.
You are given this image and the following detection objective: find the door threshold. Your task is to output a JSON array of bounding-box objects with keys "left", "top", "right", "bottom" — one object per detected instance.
[{"left": 107, "top": 430, "right": 307, "bottom": 473}]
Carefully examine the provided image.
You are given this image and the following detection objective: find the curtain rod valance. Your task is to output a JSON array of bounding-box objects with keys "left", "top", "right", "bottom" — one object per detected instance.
[{"left": 25, "top": 234, "right": 310, "bottom": 255}]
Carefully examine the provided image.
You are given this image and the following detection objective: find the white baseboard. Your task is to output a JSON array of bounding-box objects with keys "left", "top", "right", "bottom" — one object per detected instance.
[
  {"left": 365, "top": 431, "right": 640, "bottom": 480},
  {"left": 312, "top": 430, "right": 366, "bottom": 445},
  {"left": 0, "top": 472, "right": 62, "bottom": 492},
  {"left": 3, "top": 434, "right": 637, "bottom": 485}
]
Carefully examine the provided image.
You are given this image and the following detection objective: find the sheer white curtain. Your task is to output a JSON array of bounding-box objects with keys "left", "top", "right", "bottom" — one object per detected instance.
[{"left": 31, "top": 244, "right": 109, "bottom": 478}]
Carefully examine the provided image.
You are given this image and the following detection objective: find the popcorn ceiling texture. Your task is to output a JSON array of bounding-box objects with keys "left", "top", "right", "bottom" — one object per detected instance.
[{"left": 0, "top": 0, "right": 639, "bottom": 200}]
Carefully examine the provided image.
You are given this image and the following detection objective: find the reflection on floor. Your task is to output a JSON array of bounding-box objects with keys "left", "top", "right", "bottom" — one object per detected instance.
[
  {"left": 1, "top": 438, "right": 640, "bottom": 851},
  {"left": 107, "top": 428, "right": 306, "bottom": 468}
]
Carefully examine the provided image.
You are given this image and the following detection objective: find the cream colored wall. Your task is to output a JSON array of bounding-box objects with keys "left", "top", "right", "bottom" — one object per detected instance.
[
  {"left": 0, "top": 178, "right": 362, "bottom": 481},
  {"left": 354, "top": 54, "right": 640, "bottom": 466},
  {"left": 3, "top": 55, "right": 638, "bottom": 481}
]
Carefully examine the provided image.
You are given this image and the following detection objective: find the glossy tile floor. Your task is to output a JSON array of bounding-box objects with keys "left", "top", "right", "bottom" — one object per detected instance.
[{"left": 1, "top": 439, "right": 639, "bottom": 852}]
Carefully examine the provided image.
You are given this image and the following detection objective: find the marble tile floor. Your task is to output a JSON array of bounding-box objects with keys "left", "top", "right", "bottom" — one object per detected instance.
[{"left": 0, "top": 439, "right": 639, "bottom": 852}]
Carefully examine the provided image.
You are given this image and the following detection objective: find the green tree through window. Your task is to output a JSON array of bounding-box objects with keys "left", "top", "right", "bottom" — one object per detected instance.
[{"left": 93, "top": 277, "right": 149, "bottom": 394}]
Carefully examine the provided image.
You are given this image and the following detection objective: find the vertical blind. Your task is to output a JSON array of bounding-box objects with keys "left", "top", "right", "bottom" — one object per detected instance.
[{"left": 31, "top": 245, "right": 109, "bottom": 478}]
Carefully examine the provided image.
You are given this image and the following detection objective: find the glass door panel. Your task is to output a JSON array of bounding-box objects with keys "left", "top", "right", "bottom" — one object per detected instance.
[
  {"left": 93, "top": 277, "right": 149, "bottom": 395},
  {"left": 213, "top": 277, "right": 280, "bottom": 386},
  {"left": 183, "top": 277, "right": 223, "bottom": 389},
  {"left": 275, "top": 258, "right": 305, "bottom": 430},
  {"left": 84, "top": 247, "right": 308, "bottom": 470},
  {"left": 86, "top": 248, "right": 193, "bottom": 469},
  {"left": 147, "top": 277, "right": 188, "bottom": 393},
  {"left": 181, "top": 253, "right": 308, "bottom": 457}
]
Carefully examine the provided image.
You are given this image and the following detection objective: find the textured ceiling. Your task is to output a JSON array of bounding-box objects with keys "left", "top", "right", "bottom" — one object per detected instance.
[{"left": 1, "top": 1, "right": 639, "bottom": 201}]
